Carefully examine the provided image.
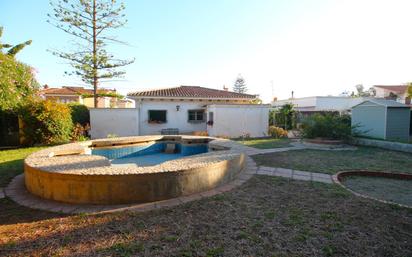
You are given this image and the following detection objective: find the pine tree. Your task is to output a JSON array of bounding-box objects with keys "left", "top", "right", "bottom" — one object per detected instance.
[
  {"left": 0, "top": 27, "right": 32, "bottom": 56},
  {"left": 48, "top": 0, "right": 134, "bottom": 108},
  {"left": 233, "top": 74, "right": 247, "bottom": 93}
]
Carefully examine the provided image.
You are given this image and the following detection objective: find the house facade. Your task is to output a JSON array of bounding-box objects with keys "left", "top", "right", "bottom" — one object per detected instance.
[
  {"left": 39, "top": 85, "right": 134, "bottom": 108},
  {"left": 90, "top": 85, "right": 270, "bottom": 139},
  {"left": 373, "top": 85, "right": 411, "bottom": 104}
]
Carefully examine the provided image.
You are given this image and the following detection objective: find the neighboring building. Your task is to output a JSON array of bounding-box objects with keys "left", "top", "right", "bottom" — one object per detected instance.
[
  {"left": 39, "top": 85, "right": 135, "bottom": 108},
  {"left": 373, "top": 85, "right": 411, "bottom": 104},
  {"left": 90, "top": 85, "right": 270, "bottom": 138},
  {"left": 272, "top": 96, "right": 367, "bottom": 113},
  {"left": 352, "top": 99, "right": 411, "bottom": 141}
]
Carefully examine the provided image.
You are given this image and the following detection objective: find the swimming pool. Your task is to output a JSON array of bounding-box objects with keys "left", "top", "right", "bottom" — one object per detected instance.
[{"left": 92, "top": 142, "right": 209, "bottom": 166}]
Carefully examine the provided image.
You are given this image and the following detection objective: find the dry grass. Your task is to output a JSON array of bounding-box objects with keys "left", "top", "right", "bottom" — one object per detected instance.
[
  {"left": 1, "top": 176, "right": 411, "bottom": 257},
  {"left": 252, "top": 146, "right": 412, "bottom": 174}
]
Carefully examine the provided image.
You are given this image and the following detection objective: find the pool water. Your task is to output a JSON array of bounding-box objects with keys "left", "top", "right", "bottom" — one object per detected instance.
[{"left": 92, "top": 142, "right": 208, "bottom": 167}]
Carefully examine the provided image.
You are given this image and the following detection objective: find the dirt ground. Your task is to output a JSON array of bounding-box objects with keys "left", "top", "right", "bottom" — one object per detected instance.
[{"left": 1, "top": 176, "right": 411, "bottom": 257}]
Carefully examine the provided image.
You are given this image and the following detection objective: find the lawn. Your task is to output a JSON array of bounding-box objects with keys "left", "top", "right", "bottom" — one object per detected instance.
[
  {"left": 235, "top": 138, "right": 292, "bottom": 149},
  {"left": 0, "top": 146, "right": 46, "bottom": 187},
  {"left": 0, "top": 176, "right": 411, "bottom": 256},
  {"left": 252, "top": 146, "right": 412, "bottom": 174}
]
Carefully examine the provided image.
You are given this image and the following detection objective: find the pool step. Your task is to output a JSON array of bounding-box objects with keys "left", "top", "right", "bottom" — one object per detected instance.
[{"left": 165, "top": 143, "right": 176, "bottom": 154}]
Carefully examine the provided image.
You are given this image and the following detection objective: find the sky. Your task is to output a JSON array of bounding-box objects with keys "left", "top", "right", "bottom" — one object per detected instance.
[{"left": 1, "top": 0, "right": 412, "bottom": 103}]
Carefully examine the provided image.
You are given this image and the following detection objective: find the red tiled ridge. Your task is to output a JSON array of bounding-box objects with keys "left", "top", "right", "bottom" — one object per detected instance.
[
  {"left": 128, "top": 86, "right": 256, "bottom": 99},
  {"left": 40, "top": 86, "right": 115, "bottom": 95}
]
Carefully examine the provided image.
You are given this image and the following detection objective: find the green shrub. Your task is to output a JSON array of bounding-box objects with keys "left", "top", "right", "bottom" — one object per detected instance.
[
  {"left": 68, "top": 103, "right": 90, "bottom": 126},
  {"left": 273, "top": 103, "right": 296, "bottom": 129},
  {"left": 301, "top": 113, "right": 352, "bottom": 140},
  {"left": 268, "top": 126, "right": 288, "bottom": 138},
  {"left": 0, "top": 53, "right": 39, "bottom": 111},
  {"left": 19, "top": 99, "right": 73, "bottom": 145}
]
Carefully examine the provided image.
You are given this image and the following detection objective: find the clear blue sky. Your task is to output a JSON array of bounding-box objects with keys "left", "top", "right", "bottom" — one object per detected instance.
[{"left": 2, "top": 0, "right": 412, "bottom": 102}]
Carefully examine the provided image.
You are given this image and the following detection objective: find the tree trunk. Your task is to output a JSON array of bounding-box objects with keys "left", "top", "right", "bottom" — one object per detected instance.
[{"left": 92, "top": 0, "right": 98, "bottom": 108}]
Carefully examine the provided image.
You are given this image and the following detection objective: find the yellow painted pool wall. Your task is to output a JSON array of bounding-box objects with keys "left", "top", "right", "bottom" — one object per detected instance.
[{"left": 24, "top": 154, "right": 245, "bottom": 205}]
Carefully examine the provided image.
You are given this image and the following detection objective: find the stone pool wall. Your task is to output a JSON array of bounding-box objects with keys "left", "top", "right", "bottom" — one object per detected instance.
[{"left": 24, "top": 136, "right": 246, "bottom": 205}]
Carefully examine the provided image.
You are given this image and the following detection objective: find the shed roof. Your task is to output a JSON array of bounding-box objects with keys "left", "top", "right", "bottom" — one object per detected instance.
[{"left": 352, "top": 99, "right": 409, "bottom": 108}]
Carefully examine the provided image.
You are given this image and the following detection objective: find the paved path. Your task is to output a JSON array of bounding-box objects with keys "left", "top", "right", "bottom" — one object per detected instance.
[{"left": 256, "top": 166, "right": 333, "bottom": 184}]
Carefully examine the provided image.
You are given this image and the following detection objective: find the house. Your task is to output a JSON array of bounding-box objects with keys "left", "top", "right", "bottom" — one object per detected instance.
[
  {"left": 90, "top": 85, "right": 270, "bottom": 139},
  {"left": 373, "top": 85, "right": 411, "bottom": 104},
  {"left": 39, "top": 85, "right": 135, "bottom": 108},
  {"left": 272, "top": 96, "right": 367, "bottom": 114},
  {"left": 352, "top": 99, "right": 411, "bottom": 141}
]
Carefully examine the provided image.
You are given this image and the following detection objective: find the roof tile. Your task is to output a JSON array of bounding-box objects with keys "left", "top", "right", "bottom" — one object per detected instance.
[{"left": 128, "top": 86, "right": 256, "bottom": 99}]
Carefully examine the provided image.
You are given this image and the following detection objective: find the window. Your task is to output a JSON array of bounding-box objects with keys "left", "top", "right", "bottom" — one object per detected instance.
[
  {"left": 148, "top": 110, "right": 167, "bottom": 123},
  {"left": 188, "top": 109, "right": 205, "bottom": 123}
]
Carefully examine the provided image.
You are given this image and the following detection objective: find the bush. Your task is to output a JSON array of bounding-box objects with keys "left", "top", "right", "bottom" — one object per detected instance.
[
  {"left": 68, "top": 103, "right": 90, "bottom": 126},
  {"left": 19, "top": 99, "right": 73, "bottom": 145},
  {"left": 268, "top": 126, "right": 288, "bottom": 138},
  {"left": 0, "top": 53, "right": 39, "bottom": 111},
  {"left": 273, "top": 104, "right": 296, "bottom": 129},
  {"left": 301, "top": 113, "right": 352, "bottom": 140}
]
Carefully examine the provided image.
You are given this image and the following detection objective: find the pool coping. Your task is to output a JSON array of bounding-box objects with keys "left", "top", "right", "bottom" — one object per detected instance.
[
  {"left": 333, "top": 170, "right": 412, "bottom": 209},
  {"left": 5, "top": 156, "right": 257, "bottom": 214}
]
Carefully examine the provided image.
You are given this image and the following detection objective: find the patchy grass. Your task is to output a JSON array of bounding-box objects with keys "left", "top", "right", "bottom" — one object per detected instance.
[
  {"left": 0, "top": 176, "right": 411, "bottom": 256},
  {"left": 343, "top": 176, "right": 412, "bottom": 206},
  {"left": 252, "top": 146, "right": 412, "bottom": 174},
  {"left": 0, "top": 147, "right": 45, "bottom": 187},
  {"left": 235, "top": 137, "right": 292, "bottom": 149}
]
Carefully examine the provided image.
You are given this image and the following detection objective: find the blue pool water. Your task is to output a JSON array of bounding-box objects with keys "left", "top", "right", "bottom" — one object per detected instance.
[{"left": 92, "top": 142, "right": 208, "bottom": 166}]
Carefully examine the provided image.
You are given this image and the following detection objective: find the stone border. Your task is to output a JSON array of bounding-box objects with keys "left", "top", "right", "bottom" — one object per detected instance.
[
  {"left": 332, "top": 170, "right": 412, "bottom": 209},
  {"left": 5, "top": 157, "right": 257, "bottom": 214},
  {"left": 353, "top": 137, "right": 412, "bottom": 154},
  {"left": 256, "top": 166, "right": 333, "bottom": 183}
]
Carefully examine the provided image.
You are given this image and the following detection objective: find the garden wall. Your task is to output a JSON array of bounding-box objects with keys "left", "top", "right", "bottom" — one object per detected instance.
[
  {"left": 90, "top": 108, "right": 139, "bottom": 139},
  {"left": 207, "top": 104, "right": 269, "bottom": 138}
]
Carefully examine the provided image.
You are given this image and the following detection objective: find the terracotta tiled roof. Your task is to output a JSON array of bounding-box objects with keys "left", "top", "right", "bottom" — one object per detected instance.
[
  {"left": 374, "top": 85, "right": 408, "bottom": 93},
  {"left": 40, "top": 86, "right": 114, "bottom": 95},
  {"left": 128, "top": 86, "right": 256, "bottom": 99}
]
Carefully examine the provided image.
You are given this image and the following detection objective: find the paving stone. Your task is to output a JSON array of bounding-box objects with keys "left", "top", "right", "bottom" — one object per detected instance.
[
  {"left": 200, "top": 189, "right": 220, "bottom": 198},
  {"left": 312, "top": 172, "right": 333, "bottom": 179},
  {"left": 238, "top": 173, "right": 253, "bottom": 181},
  {"left": 293, "top": 170, "right": 311, "bottom": 176},
  {"left": 273, "top": 168, "right": 293, "bottom": 176},
  {"left": 312, "top": 176, "right": 333, "bottom": 184},
  {"left": 292, "top": 174, "right": 311, "bottom": 181},
  {"left": 257, "top": 168, "right": 274, "bottom": 176},
  {"left": 125, "top": 203, "right": 156, "bottom": 212},
  {"left": 154, "top": 199, "right": 181, "bottom": 209},
  {"left": 179, "top": 194, "right": 203, "bottom": 203},
  {"left": 216, "top": 183, "right": 236, "bottom": 193}
]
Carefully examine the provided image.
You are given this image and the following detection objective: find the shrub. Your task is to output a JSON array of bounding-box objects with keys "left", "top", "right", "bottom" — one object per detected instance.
[
  {"left": 0, "top": 53, "right": 39, "bottom": 111},
  {"left": 268, "top": 126, "right": 288, "bottom": 138},
  {"left": 273, "top": 104, "right": 296, "bottom": 129},
  {"left": 301, "top": 113, "right": 352, "bottom": 140},
  {"left": 19, "top": 99, "right": 73, "bottom": 145},
  {"left": 68, "top": 103, "right": 90, "bottom": 126},
  {"left": 71, "top": 123, "right": 90, "bottom": 141}
]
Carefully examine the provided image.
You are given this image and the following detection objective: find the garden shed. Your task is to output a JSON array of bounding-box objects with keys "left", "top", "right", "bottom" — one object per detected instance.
[{"left": 351, "top": 99, "right": 411, "bottom": 141}]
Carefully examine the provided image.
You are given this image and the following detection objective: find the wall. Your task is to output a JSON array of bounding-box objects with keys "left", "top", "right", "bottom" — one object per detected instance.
[
  {"left": 272, "top": 96, "right": 366, "bottom": 112},
  {"left": 137, "top": 100, "right": 207, "bottom": 135},
  {"left": 207, "top": 105, "right": 269, "bottom": 138},
  {"left": 386, "top": 108, "right": 411, "bottom": 141},
  {"left": 90, "top": 108, "right": 139, "bottom": 139},
  {"left": 351, "top": 101, "right": 386, "bottom": 139}
]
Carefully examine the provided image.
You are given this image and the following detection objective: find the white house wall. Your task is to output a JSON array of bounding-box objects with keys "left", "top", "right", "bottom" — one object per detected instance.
[
  {"left": 90, "top": 108, "right": 140, "bottom": 139},
  {"left": 137, "top": 101, "right": 207, "bottom": 135},
  {"left": 207, "top": 105, "right": 269, "bottom": 138}
]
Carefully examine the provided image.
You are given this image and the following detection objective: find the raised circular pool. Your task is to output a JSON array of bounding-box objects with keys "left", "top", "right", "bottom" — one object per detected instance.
[{"left": 24, "top": 135, "right": 246, "bottom": 205}]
